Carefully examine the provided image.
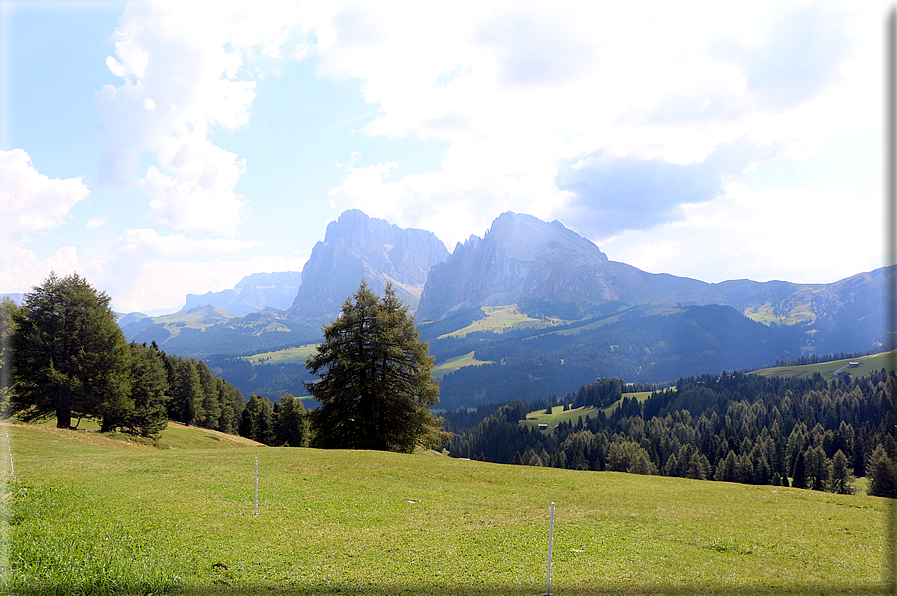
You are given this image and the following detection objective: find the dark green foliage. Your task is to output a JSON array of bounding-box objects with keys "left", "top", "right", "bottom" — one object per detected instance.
[
  {"left": 243, "top": 394, "right": 275, "bottom": 445},
  {"left": 829, "top": 449, "right": 855, "bottom": 494},
  {"left": 167, "top": 358, "right": 201, "bottom": 425},
  {"left": 448, "top": 368, "right": 895, "bottom": 495},
  {"left": 0, "top": 297, "right": 17, "bottom": 415},
  {"left": 195, "top": 361, "right": 221, "bottom": 429},
  {"left": 273, "top": 394, "right": 308, "bottom": 447},
  {"left": 791, "top": 451, "right": 808, "bottom": 489},
  {"left": 238, "top": 393, "right": 308, "bottom": 447},
  {"left": 867, "top": 444, "right": 897, "bottom": 498},
  {"left": 11, "top": 273, "right": 131, "bottom": 429},
  {"left": 305, "top": 281, "right": 444, "bottom": 453},
  {"left": 122, "top": 342, "right": 169, "bottom": 436},
  {"left": 7, "top": 274, "right": 242, "bottom": 439},
  {"left": 804, "top": 445, "right": 831, "bottom": 491}
]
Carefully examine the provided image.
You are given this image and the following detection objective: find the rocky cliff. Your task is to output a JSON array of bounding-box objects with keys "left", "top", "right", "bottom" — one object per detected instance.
[{"left": 289, "top": 209, "right": 449, "bottom": 324}]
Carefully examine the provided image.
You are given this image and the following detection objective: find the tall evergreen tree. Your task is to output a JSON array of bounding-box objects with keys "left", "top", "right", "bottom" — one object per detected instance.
[
  {"left": 305, "top": 281, "right": 445, "bottom": 453},
  {"left": 0, "top": 298, "right": 17, "bottom": 416},
  {"left": 273, "top": 394, "right": 308, "bottom": 447},
  {"left": 829, "top": 449, "right": 854, "bottom": 495},
  {"left": 11, "top": 273, "right": 131, "bottom": 429},
  {"left": 123, "top": 342, "right": 169, "bottom": 436},
  {"left": 868, "top": 445, "right": 897, "bottom": 498}
]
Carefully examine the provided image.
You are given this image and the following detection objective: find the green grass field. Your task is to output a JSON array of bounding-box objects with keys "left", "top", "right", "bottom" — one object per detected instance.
[
  {"left": 432, "top": 351, "right": 494, "bottom": 380},
  {"left": 750, "top": 350, "right": 897, "bottom": 380},
  {"left": 522, "top": 393, "right": 658, "bottom": 432},
  {"left": 439, "top": 305, "right": 564, "bottom": 339},
  {"left": 241, "top": 343, "right": 319, "bottom": 365},
  {"left": 2, "top": 421, "right": 889, "bottom": 595}
]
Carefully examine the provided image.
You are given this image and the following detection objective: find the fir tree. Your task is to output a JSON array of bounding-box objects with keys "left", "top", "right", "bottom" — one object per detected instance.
[
  {"left": 306, "top": 281, "right": 445, "bottom": 453},
  {"left": 11, "top": 273, "right": 131, "bottom": 429}
]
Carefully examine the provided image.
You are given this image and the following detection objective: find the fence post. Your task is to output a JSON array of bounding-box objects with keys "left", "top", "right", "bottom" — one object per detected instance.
[
  {"left": 254, "top": 456, "right": 258, "bottom": 516},
  {"left": 5, "top": 431, "right": 12, "bottom": 476},
  {"left": 544, "top": 501, "right": 555, "bottom": 595}
]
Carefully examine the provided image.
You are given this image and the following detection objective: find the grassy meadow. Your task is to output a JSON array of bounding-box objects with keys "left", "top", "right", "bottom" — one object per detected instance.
[
  {"left": 750, "top": 350, "right": 897, "bottom": 380},
  {"left": 521, "top": 392, "right": 658, "bottom": 432},
  {"left": 1, "top": 420, "right": 892, "bottom": 595},
  {"left": 438, "top": 305, "right": 563, "bottom": 339}
]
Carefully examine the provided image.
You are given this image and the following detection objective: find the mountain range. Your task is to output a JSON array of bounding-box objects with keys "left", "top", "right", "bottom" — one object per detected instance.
[{"left": 104, "top": 209, "right": 890, "bottom": 407}]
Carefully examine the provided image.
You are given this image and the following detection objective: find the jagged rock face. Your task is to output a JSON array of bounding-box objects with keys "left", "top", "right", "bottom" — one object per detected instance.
[
  {"left": 416, "top": 212, "right": 719, "bottom": 320},
  {"left": 289, "top": 209, "right": 449, "bottom": 323},
  {"left": 185, "top": 271, "right": 302, "bottom": 316}
]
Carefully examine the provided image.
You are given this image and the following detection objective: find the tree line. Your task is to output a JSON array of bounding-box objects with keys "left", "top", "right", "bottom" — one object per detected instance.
[
  {"left": 448, "top": 370, "right": 897, "bottom": 497},
  {"left": 1, "top": 274, "right": 248, "bottom": 438},
  {"left": 2, "top": 275, "right": 443, "bottom": 454}
]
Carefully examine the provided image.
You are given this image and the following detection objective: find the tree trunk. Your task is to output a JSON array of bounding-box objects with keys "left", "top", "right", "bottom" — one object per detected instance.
[{"left": 56, "top": 404, "right": 72, "bottom": 429}]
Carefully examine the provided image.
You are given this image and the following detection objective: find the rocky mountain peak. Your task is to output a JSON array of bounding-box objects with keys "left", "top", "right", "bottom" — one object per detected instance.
[{"left": 289, "top": 210, "right": 449, "bottom": 324}]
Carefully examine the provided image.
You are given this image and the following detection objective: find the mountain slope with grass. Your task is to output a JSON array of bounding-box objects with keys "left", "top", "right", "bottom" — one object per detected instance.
[{"left": 4, "top": 420, "right": 886, "bottom": 595}]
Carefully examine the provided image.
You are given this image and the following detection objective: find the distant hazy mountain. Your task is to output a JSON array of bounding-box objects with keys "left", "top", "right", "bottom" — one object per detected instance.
[
  {"left": 417, "top": 211, "right": 721, "bottom": 321},
  {"left": 417, "top": 211, "right": 890, "bottom": 353},
  {"left": 121, "top": 304, "right": 319, "bottom": 357},
  {"left": 288, "top": 209, "right": 449, "bottom": 324},
  {"left": 119, "top": 209, "right": 889, "bottom": 399},
  {"left": 185, "top": 271, "right": 302, "bottom": 316}
]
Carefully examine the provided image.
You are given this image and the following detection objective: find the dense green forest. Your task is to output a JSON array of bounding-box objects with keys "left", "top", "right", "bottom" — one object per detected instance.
[
  {"left": 205, "top": 303, "right": 811, "bottom": 409},
  {"left": 447, "top": 369, "right": 897, "bottom": 497},
  {"left": 433, "top": 305, "right": 808, "bottom": 409}
]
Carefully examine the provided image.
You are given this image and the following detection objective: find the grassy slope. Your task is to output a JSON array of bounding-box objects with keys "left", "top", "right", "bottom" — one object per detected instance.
[
  {"left": 521, "top": 392, "right": 657, "bottom": 431},
  {"left": 3, "top": 422, "right": 887, "bottom": 595},
  {"left": 432, "top": 351, "right": 494, "bottom": 380},
  {"left": 750, "top": 350, "right": 897, "bottom": 380},
  {"left": 438, "top": 305, "right": 564, "bottom": 339},
  {"left": 241, "top": 343, "right": 319, "bottom": 365}
]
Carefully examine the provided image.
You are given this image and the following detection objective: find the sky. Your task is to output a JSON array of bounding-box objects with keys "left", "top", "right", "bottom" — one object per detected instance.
[{"left": 0, "top": 0, "right": 890, "bottom": 314}]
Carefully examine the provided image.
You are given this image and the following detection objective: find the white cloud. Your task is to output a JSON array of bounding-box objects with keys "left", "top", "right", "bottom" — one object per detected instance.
[
  {"left": 309, "top": 1, "right": 885, "bottom": 262},
  {"left": 0, "top": 242, "right": 102, "bottom": 294},
  {"left": 599, "top": 182, "right": 882, "bottom": 284},
  {"left": 114, "top": 228, "right": 260, "bottom": 256},
  {"left": 105, "top": 253, "right": 310, "bottom": 314},
  {"left": 140, "top": 133, "right": 247, "bottom": 236},
  {"left": 0, "top": 149, "right": 89, "bottom": 237},
  {"left": 85, "top": 218, "right": 105, "bottom": 229},
  {"left": 95, "top": 0, "right": 310, "bottom": 237}
]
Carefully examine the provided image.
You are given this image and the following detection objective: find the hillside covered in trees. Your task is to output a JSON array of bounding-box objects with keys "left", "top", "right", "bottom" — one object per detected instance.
[{"left": 447, "top": 369, "right": 897, "bottom": 497}]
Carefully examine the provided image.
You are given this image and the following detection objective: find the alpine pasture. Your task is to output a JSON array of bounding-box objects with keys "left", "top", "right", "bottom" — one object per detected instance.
[{"left": 1, "top": 421, "right": 888, "bottom": 595}]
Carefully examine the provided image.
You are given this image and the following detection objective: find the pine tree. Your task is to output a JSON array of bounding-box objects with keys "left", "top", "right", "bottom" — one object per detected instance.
[
  {"left": 0, "top": 298, "right": 18, "bottom": 416},
  {"left": 273, "top": 394, "right": 308, "bottom": 447},
  {"left": 868, "top": 445, "right": 897, "bottom": 498},
  {"left": 11, "top": 273, "right": 131, "bottom": 429},
  {"left": 305, "top": 281, "right": 445, "bottom": 453},
  {"left": 829, "top": 449, "right": 854, "bottom": 495},
  {"left": 792, "top": 450, "right": 808, "bottom": 489},
  {"left": 124, "top": 342, "right": 169, "bottom": 436}
]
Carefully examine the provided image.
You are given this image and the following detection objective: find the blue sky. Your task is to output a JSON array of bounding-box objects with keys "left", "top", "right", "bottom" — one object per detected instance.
[{"left": 0, "top": 0, "right": 888, "bottom": 313}]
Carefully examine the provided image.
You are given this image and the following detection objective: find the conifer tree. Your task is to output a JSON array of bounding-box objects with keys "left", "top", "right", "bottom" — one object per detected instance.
[
  {"left": 11, "top": 273, "right": 131, "bottom": 429},
  {"left": 305, "top": 281, "right": 445, "bottom": 453},
  {"left": 122, "top": 342, "right": 169, "bottom": 436},
  {"left": 273, "top": 394, "right": 308, "bottom": 447},
  {"left": 868, "top": 445, "right": 897, "bottom": 498},
  {"left": 792, "top": 450, "right": 808, "bottom": 489},
  {"left": 829, "top": 449, "right": 854, "bottom": 495}
]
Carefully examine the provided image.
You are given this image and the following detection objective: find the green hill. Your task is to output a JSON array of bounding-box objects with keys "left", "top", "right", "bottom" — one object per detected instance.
[
  {"left": 750, "top": 350, "right": 897, "bottom": 380},
  {"left": 4, "top": 421, "right": 887, "bottom": 595}
]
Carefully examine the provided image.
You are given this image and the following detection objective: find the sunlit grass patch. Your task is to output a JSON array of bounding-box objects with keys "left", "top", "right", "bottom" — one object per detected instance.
[{"left": 1, "top": 422, "right": 889, "bottom": 595}]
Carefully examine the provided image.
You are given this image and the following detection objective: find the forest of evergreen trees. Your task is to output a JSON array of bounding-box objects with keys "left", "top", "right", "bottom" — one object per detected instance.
[{"left": 447, "top": 370, "right": 897, "bottom": 497}]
